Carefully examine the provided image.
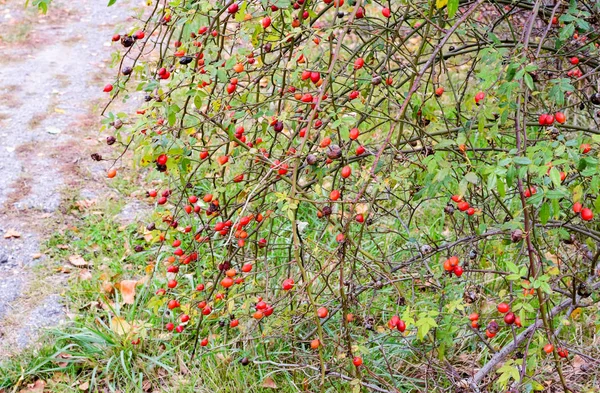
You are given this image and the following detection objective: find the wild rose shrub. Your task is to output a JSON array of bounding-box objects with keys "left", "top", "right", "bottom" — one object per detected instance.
[{"left": 101, "top": 0, "right": 600, "bottom": 391}]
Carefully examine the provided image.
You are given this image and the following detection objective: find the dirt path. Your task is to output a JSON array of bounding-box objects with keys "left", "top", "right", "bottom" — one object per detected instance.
[{"left": 0, "top": 0, "right": 135, "bottom": 354}]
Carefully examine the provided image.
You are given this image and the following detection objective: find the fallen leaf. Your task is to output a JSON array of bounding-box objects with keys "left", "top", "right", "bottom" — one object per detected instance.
[
  {"left": 110, "top": 316, "right": 131, "bottom": 335},
  {"left": 262, "top": 377, "right": 277, "bottom": 389},
  {"left": 18, "top": 380, "right": 45, "bottom": 393},
  {"left": 57, "top": 244, "right": 69, "bottom": 250},
  {"left": 142, "top": 380, "right": 152, "bottom": 392},
  {"left": 32, "top": 253, "right": 42, "bottom": 259},
  {"left": 78, "top": 269, "right": 92, "bottom": 281},
  {"left": 3, "top": 229, "right": 21, "bottom": 239},
  {"left": 101, "top": 281, "right": 114, "bottom": 294},
  {"left": 75, "top": 199, "right": 96, "bottom": 210},
  {"left": 572, "top": 355, "right": 585, "bottom": 370},
  {"left": 78, "top": 381, "right": 89, "bottom": 391},
  {"left": 56, "top": 353, "right": 72, "bottom": 367},
  {"left": 68, "top": 255, "right": 88, "bottom": 267},
  {"left": 117, "top": 280, "right": 138, "bottom": 304}
]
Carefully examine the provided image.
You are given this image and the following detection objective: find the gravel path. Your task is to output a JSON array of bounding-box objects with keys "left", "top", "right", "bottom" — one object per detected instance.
[{"left": 0, "top": 0, "right": 133, "bottom": 354}]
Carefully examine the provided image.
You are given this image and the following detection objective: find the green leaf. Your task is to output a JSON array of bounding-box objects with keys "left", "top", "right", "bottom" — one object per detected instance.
[
  {"left": 549, "top": 167, "right": 561, "bottom": 188},
  {"left": 524, "top": 73, "right": 534, "bottom": 91},
  {"left": 513, "top": 156, "right": 532, "bottom": 165},
  {"left": 108, "top": 0, "right": 117, "bottom": 5},
  {"left": 447, "top": 0, "right": 459, "bottom": 17},
  {"left": 539, "top": 203, "right": 550, "bottom": 224},
  {"left": 464, "top": 172, "right": 478, "bottom": 184}
]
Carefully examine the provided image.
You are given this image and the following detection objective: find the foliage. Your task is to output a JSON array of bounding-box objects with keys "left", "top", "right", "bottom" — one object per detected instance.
[{"left": 17, "top": 0, "right": 600, "bottom": 392}]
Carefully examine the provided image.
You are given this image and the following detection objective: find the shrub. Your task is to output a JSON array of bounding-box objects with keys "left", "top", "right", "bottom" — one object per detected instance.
[{"left": 98, "top": 0, "right": 600, "bottom": 391}]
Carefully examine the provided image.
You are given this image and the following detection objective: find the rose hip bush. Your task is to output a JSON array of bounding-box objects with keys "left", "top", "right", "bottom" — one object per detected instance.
[{"left": 99, "top": 0, "right": 600, "bottom": 391}]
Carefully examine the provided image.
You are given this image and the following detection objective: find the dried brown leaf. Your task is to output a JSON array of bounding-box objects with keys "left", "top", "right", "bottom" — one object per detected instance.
[
  {"left": 4, "top": 229, "right": 21, "bottom": 239},
  {"left": 18, "top": 380, "right": 45, "bottom": 393},
  {"left": 262, "top": 377, "right": 277, "bottom": 389},
  {"left": 68, "top": 255, "right": 88, "bottom": 267}
]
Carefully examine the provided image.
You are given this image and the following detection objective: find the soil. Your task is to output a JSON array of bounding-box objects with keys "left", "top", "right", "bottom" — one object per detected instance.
[{"left": 0, "top": 0, "right": 143, "bottom": 355}]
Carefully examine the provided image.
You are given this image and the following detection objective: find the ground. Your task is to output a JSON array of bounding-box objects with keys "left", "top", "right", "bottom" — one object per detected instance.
[{"left": 0, "top": 0, "right": 142, "bottom": 356}]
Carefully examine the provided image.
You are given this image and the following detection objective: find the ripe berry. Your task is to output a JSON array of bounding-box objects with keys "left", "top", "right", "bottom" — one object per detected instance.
[
  {"left": 166, "top": 322, "right": 175, "bottom": 331},
  {"left": 435, "top": 87, "right": 444, "bottom": 97},
  {"left": 317, "top": 307, "right": 328, "bottom": 318},
  {"left": 573, "top": 202, "right": 583, "bottom": 213},
  {"left": 341, "top": 166, "right": 352, "bottom": 178},
  {"left": 310, "top": 339, "right": 320, "bottom": 349},
  {"left": 557, "top": 348, "right": 568, "bottom": 358},
  {"left": 349, "top": 128, "right": 360, "bottom": 140},
  {"left": 451, "top": 195, "right": 462, "bottom": 202},
  {"left": 468, "top": 313, "right": 479, "bottom": 321},
  {"left": 397, "top": 320, "right": 406, "bottom": 332},
  {"left": 453, "top": 265, "right": 464, "bottom": 277},
  {"left": 103, "top": 84, "right": 113, "bottom": 93},
  {"left": 504, "top": 312, "right": 516, "bottom": 325},
  {"left": 242, "top": 263, "right": 253, "bottom": 273},
  {"left": 262, "top": 16, "right": 271, "bottom": 28},
  {"left": 282, "top": 278, "right": 294, "bottom": 291},
  {"left": 581, "top": 208, "right": 594, "bottom": 221},
  {"left": 352, "top": 356, "right": 363, "bottom": 367},
  {"left": 555, "top": 112, "right": 566, "bottom": 124},
  {"left": 330, "top": 189, "right": 340, "bottom": 201},
  {"left": 387, "top": 315, "right": 400, "bottom": 329},
  {"left": 474, "top": 91, "right": 485, "bottom": 104},
  {"left": 227, "top": 3, "right": 239, "bottom": 13},
  {"left": 543, "top": 343, "right": 554, "bottom": 354},
  {"left": 497, "top": 303, "right": 510, "bottom": 313},
  {"left": 221, "top": 277, "right": 234, "bottom": 288},
  {"left": 457, "top": 201, "right": 470, "bottom": 211},
  {"left": 569, "top": 57, "right": 579, "bottom": 65},
  {"left": 580, "top": 143, "right": 592, "bottom": 154},
  {"left": 381, "top": 7, "right": 391, "bottom": 18},
  {"left": 353, "top": 58, "right": 364, "bottom": 70}
]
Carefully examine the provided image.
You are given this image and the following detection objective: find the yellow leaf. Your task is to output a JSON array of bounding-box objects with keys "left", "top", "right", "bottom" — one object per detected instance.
[
  {"left": 110, "top": 316, "right": 131, "bottom": 335},
  {"left": 436, "top": 0, "right": 448, "bottom": 9},
  {"left": 570, "top": 307, "right": 581, "bottom": 319}
]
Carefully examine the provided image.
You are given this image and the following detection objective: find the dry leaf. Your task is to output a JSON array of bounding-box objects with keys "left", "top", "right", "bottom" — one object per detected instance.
[
  {"left": 118, "top": 280, "right": 138, "bottom": 304},
  {"left": 18, "top": 380, "right": 45, "bottom": 393},
  {"left": 57, "top": 244, "right": 69, "bottom": 250},
  {"left": 572, "top": 355, "right": 585, "bottom": 370},
  {"left": 56, "top": 353, "right": 72, "bottom": 367},
  {"left": 75, "top": 199, "right": 97, "bottom": 210},
  {"left": 68, "top": 255, "right": 88, "bottom": 267},
  {"left": 32, "top": 253, "right": 42, "bottom": 260},
  {"left": 101, "top": 281, "right": 114, "bottom": 294},
  {"left": 142, "top": 380, "right": 152, "bottom": 392},
  {"left": 79, "top": 269, "right": 92, "bottom": 281},
  {"left": 110, "top": 316, "right": 131, "bottom": 335},
  {"left": 3, "top": 229, "right": 21, "bottom": 239},
  {"left": 262, "top": 377, "right": 278, "bottom": 389},
  {"left": 78, "top": 381, "right": 89, "bottom": 391}
]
